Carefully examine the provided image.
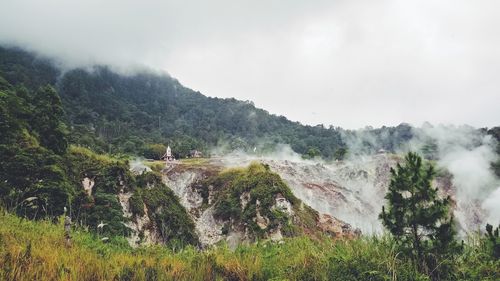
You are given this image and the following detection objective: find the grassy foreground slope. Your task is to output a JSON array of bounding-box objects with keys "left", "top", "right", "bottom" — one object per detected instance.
[{"left": 1, "top": 212, "right": 498, "bottom": 281}]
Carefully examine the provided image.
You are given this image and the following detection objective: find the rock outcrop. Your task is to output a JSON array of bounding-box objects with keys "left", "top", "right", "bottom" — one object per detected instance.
[
  {"left": 118, "top": 153, "right": 485, "bottom": 248},
  {"left": 160, "top": 161, "right": 358, "bottom": 247}
]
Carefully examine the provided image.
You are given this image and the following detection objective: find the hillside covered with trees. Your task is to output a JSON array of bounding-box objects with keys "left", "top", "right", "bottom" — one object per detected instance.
[
  {"left": 0, "top": 46, "right": 349, "bottom": 159},
  {"left": 0, "top": 70, "right": 197, "bottom": 246},
  {"left": 4, "top": 46, "right": 496, "bottom": 162}
]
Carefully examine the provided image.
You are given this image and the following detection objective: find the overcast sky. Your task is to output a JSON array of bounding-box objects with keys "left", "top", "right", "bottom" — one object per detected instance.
[{"left": 1, "top": 0, "right": 499, "bottom": 129}]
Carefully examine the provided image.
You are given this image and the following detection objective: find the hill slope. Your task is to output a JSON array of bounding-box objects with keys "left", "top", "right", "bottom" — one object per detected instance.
[{"left": 0, "top": 46, "right": 346, "bottom": 159}]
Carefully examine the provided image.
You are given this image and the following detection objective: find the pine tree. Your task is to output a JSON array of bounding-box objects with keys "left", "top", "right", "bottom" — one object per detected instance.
[
  {"left": 380, "top": 152, "right": 458, "bottom": 278},
  {"left": 485, "top": 224, "right": 500, "bottom": 259},
  {"left": 31, "top": 85, "right": 68, "bottom": 155}
]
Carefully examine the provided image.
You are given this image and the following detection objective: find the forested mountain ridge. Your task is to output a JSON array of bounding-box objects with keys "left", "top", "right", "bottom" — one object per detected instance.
[
  {"left": 0, "top": 46, "right": 347, "bottom": 159},
  {"left": 2, "top": 45, "right": 499, "bottom": 167}
]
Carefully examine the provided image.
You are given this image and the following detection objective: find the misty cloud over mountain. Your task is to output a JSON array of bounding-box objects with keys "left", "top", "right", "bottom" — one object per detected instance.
[{"left": 1, "top": 0, "right": 499, "bottom": 129}]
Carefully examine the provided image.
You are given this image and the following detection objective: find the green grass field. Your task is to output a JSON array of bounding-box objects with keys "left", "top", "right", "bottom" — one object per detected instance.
[{"left": 0, "top": 211, "right": 498, "bottom": 281}]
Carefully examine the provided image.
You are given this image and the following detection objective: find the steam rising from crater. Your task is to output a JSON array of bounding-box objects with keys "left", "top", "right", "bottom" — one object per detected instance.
[
  {"left": 411, "top": 125, "right": 499, "bottom": 231},
  {"left": 482, "top": 187, "right": 500, "bottom": 225},
  {"left": 342, "top": 124, "right": 500, "bottom": 233},
  {"left": 216, "top": 144, "right": 394, "bottom": 234},
  {"left": 129, "top": 158, "right": 152, "bottom": 175},
  {"left": 215, "top": 124, "right": 499, "bottom": 235}
]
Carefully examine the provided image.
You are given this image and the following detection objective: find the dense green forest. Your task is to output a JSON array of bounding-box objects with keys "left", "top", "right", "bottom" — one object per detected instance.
[
  {"left": 0, "top": 71, "right": 197, "bottom": 245},
  {"left": 3, "top": 46, "right": 497, "bottom": 162},
  {"left": 0, "top": 46, "right": 348, "bottom": 159}
]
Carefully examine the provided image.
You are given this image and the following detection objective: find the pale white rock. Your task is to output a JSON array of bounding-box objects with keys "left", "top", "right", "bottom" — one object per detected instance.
[
  {"left": 81, "top": 177, "right": 94, "bottom": 196},
  {"left": 269, "top": 228, "right": 283, "bottom": 242},
  {"left": 272, "top": 193, "right": 293, "bottom": 216},
  {"left": 163, "top": 172, "right": 203, "bottom": 210},
  {"left": 240, "top": 191, "right": 250, "bottom": 209},
  {"left": 118, "top": 191, "right": 160, "bottom": 246},
  {"left": 254, "top": 208, "right": 269, "bottom": 230},
  {"left": 195, "top": 206, "right": 224, "bottom": 247}
]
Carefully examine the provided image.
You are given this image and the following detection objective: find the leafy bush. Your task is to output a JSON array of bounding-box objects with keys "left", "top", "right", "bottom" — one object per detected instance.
[
  {"left": 63, "top": 146, "right": 134, "bottom": 236},
  {"left": 0, "top": 77, "right": 72, "bottom": 219},
  {"left": 202, "top": 162, "right": 315, "bottom": 238},
  {"left": 136, "top": 172, "right": 198, "bottom": 248},
  {"left": 485, "top": 224, "right": 500, "bottom": 259},
  {"left": 129, "top": 191, "right": 145, "bottom": 217},
  {"left": 142, "top": 143, "right": 166, "bottom": 160}
]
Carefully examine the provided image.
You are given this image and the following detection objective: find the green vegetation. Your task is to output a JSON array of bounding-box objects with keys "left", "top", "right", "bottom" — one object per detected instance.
[
  {"left": 487, "top": 127, "right": 500, "bottom": 177},
  {"left": 65, "top": 149, "right": 198, "bottom": 246},
  {"left": 64, "top": 146, "right": 133, "bottom": 236},
  {"left": 0, "top": 73, "right": 197, "bottom": 243},
  {"left": 0, "top": 46, "right": 347, "bottom": 160},
  {"left": 2, "top": 46, "right": 499, "bottom": 164},
  {"left": 200, "top": 162, "right": 318, "bottom": 238},
  {"left": 179, "top": 158, "right": 210, "bottom": 166},
  {"left": 142, "top": 143, "right": 167, "bottom": 160},
  {"left": 2, "top": 46, "right": 497, "bottom": 164},
  {"left": 0, "top": 69, "right": 135, "bottom": 236},
  {"left": 134, "top": 172, "right": 198, "bottom": 248},
  {"left": 0, "top": 75, "right": 71, "bottom": 219},
  {"left": 485, "top": 224, "right": 500, "bottom": 259},
  {"left": 0, "top": 211, "right": 498, "bottom": 281},
  {"left": 143, "top": 160, "right": 165, "bottom": 173},
  {"left": 380, "top": 152, "right": 459, "bottom": 280}
]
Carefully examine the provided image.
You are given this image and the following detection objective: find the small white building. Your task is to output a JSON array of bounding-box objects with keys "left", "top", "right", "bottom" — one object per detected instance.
[
  {"left": 161, "top": 146, "right": 174, "bottom": 163},
  {"left": 189, "top": 150, "right": 203, "bottom": 158}
]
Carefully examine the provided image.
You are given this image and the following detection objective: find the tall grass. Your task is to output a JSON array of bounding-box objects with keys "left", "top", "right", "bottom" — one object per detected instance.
[{"left": 0, "top": 211, "right": 498, "bottom": 280}]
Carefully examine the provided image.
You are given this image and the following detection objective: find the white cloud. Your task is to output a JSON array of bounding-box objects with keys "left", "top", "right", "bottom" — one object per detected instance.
[{"left": 1, "top": 0, "right": 499, "bottom": 128}]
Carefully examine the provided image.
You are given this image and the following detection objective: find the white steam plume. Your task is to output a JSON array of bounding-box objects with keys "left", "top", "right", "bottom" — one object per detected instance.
[
  {"left": 129, "top": 158, "right": 152, "bottom": 175},
  {"left": 410, "top": 125, "right": 499, "bottom": 231}
]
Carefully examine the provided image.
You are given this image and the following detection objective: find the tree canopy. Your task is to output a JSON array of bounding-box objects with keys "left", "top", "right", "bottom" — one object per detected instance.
[
  {"left": 0, "top": 46, "right": 348, "bottom": 159},
  {"left": 380, "top": 152, "right": 458, "bottom": 279}
]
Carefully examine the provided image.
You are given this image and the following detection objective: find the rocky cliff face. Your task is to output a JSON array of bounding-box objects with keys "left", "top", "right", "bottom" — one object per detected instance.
[
  {"left": 162, "top": 161, "right": 223, "bottom": 246},
  {"left": 119, "top": 152, "right": 489, "bottom": 248},
  {"left": 159, "top": 161, "right": 358, "bottom": 248},
  {"left": 259, "top": 154, "right": 396, "bottom": 234},
  {"left": 220, "top": 153, "right": 490, "bottom": 235},
  {"left": 260, "top": 157, "right": 488, "bottom": 235},
  {"left": 118, "top": 190, "right": 162, "bottom": 245}
]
